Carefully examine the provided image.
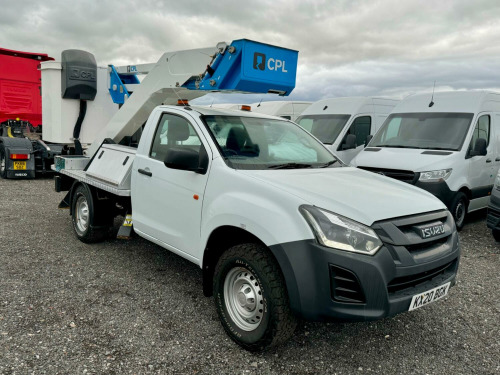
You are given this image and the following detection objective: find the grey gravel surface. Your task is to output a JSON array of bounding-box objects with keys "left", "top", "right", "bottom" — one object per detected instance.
[{"left": 0, "top": 178, "right": 499, "bottom": 375}]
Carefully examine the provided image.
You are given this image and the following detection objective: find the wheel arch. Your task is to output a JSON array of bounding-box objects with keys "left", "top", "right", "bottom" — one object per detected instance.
[
  {"left": 202, "top": 226, "right": 292, "bottom": 299},
  {"left": 458, "top": 186, "right": 472, "bottom": 201}
]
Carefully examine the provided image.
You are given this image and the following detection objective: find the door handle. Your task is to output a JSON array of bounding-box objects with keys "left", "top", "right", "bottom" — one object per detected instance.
[
  {"left": 486, "top": 159, "right": 492, "bottom": 163},
  {"left": 138, "top": 168, "right": 152, "bottom": 177},
  {"left": 496, "top": 157, "right": 500, "bottom": 162}
]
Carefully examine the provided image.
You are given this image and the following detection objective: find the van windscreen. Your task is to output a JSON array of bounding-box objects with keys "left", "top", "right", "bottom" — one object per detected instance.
[
  {"left": 296, "top": 114, "right": 350, "bottom": 144},
  {"left": 371, "top": 112, "right": 474, "bottom": 151}
]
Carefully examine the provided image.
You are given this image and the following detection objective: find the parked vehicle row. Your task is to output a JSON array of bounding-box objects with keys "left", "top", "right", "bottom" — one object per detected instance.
[{"left": 295, "top": 92, "right": 500, "bottom": 234}]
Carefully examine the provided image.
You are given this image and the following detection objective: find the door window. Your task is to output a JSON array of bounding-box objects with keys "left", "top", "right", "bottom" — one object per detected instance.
[
  {"left": 150, "top": 113, "right": 202, "bottom": 162},
  {"left": 470, "top": 115, "right": 490, "bottom": 148},
  {"left": 339, "top": 116, "right": 371, "bottom": 150}
]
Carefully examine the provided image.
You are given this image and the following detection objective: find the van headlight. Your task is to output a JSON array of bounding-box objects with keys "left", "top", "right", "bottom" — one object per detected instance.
[
  {"left": 300, "top": 205, "right": 382, "bottom": 255},
  {"left": 419, "top": 169, "right": 452, "bottom": 182}
]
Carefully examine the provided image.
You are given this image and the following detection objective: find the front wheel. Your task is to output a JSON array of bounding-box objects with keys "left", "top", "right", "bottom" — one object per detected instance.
[
  {"left": 450, "top": 192, "right": 468, "bottom": 231},
  {"left": 213, "top": 243, "right": 297, "bottom": 351}
]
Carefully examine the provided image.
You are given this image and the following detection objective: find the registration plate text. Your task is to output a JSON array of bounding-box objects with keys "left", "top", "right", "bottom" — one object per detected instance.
[
  {"left": 13, "top": 161, "right": 26, "bottom": 170},
  {"left": 409, "top": 282, "right": 451, "bottom": 311}
]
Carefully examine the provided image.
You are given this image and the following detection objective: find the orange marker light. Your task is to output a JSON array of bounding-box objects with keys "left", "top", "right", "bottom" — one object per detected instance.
[
  {"left": 177, "top": 99, "right": 189, "bottom": 106},
  {"left": 241, "top": 105, "right": 251, "bottom": 111},
  {"left": 193, "top": 194, "right": 199, "bottom": 200}
]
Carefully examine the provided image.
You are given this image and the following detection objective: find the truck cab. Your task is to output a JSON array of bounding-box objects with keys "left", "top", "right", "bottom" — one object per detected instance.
[
  {"left": 352, "top": 91, "right": 500, "bottom": 230},
  {"left": 296, "top": 97, "right": 399, "bottom": 163}
]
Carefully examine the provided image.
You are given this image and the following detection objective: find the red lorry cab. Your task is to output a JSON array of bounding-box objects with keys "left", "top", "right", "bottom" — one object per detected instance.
[{"left": 0, "top": 47, "right": 54, "bottom": 127}]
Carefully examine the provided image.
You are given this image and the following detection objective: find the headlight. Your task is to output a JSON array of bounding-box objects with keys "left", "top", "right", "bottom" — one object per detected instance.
[
  {"left": 418, "top": 169, "right": 452, "bottom": 182},
  {"left": 300, "top": 205, "right": 383, "bottom": 255}
]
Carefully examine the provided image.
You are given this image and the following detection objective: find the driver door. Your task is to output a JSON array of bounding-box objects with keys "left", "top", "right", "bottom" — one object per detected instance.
[
  {"left": 131, "top": 111, "right": 211, "bottom": 261},
  {"left": 468, "top": 114, "right": 495, "bottom": 206},
  {"left": 337, "top": 116, "right": 371, "bottom": 163}
]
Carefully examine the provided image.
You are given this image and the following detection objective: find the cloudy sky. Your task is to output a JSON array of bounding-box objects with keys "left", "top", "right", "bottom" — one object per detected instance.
[{"left": 2, "top": 0, "right": 500, "bottom": 104}]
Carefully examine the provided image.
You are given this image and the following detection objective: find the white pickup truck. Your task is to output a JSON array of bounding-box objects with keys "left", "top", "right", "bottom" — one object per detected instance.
[{"left": 55, "top": 104, "right": 460, "bottom": 350}]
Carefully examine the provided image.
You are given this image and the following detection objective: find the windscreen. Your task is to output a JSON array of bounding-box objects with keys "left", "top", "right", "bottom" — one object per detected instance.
[
  {"left": 296, "top": 114, "right": 350, "bottom": 144},
  {"left": 203, "top": 115, "right": 340, "bottom": 170},
  {"left": 370, "top": 112, "right": 474, "bottom": 151}
]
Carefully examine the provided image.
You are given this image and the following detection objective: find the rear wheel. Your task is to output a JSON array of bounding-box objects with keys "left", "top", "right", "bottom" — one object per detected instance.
[
  {"left": 450, "top": 192, "right": 468, "bottom": 231},
  {"left": 0, "top": 145, "right": 7, "bottom": 179},
  {"left": 213, "top": 243, "right": 297, "bottom": 351},
  {"left": 71, "top": 184, "right": 110, "bottom": 243}
]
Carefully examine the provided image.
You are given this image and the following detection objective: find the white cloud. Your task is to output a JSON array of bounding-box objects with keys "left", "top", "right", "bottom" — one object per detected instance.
[{"left": 1, "top": 0, "right": 500, "bottom": 102}]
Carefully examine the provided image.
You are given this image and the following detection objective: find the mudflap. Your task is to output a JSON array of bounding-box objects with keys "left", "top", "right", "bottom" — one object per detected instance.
[
  {"left": 117, "top": 214, "right": 134, "bottom": 240},
  {"left": 0, "top": 137, "right": 35, "bottom": 179}
]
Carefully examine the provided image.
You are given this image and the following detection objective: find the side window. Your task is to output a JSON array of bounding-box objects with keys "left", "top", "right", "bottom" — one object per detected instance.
[
  {"left": 470, "top": 115, "right": 490, "bottom": 148},
  {"left": 150, "top": 113, "right": 202, "bottom": 162},
  {"left": 342, "top": 116, "right": 371, "bottom": 147}
]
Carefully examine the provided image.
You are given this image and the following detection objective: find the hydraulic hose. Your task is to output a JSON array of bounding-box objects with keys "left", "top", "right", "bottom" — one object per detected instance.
[{"left": 73, "top": 100, "right": 87, "bottom": 155}]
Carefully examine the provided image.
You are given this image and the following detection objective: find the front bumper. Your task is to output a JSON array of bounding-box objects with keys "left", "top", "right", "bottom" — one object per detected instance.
[
  {"left": 415, "top": 180, "right": 456, "bottom": 208},
  {"left": 270, "top": 210, "right": 460, "bottom": 321}
]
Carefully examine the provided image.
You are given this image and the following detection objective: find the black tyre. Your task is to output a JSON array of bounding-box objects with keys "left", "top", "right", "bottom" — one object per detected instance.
[
  {"left": 0, "top": 145, "right": 7, "bottom": 179},
  {"left": 71, "top": 184, "right": 110, "bottom": 243},
  {"left": 492, "top": 229, "right": 500, "bottom": 242},
  {"left": 450, "top": 192, "right": 468, "bottom": 231},
  {"left": 213, "top": 243, "right": 297, "bottom": 351}
]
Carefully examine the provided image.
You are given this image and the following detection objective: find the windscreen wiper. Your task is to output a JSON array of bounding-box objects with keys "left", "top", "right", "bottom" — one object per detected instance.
[{"left": 268, "top": 163, "right": 314, "bottom": 169}]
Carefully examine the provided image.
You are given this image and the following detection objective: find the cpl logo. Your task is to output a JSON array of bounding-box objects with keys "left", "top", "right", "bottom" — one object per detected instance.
[
  {"left": 253, "top": 53, "right": 288, "bottom": 73},
  {"left": 69, "top": 68, "right": 96, "bottom": 82}
]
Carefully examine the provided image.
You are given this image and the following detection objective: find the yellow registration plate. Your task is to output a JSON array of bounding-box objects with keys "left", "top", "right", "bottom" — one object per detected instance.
[{"left": 13, "top": 161, "right": 26, "bottom": 170}]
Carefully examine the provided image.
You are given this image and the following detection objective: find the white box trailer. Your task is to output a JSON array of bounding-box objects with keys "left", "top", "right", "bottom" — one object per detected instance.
[{"left": 296, "top": 97, "right": 399, "bottom": 163}]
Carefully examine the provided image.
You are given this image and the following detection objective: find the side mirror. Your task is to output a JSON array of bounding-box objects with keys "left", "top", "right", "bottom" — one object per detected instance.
[
  {"left": 469, "top": 138, "right": 487, "bottom": 157},
  {"left": 342, "top": 134, "right": 357, "bottom": 150},
  {"left": 164, "top": 146, "right": 209, "bottom": 174},
  {"left": 365, "top": 134, "right": 373, "bottom": 147}
]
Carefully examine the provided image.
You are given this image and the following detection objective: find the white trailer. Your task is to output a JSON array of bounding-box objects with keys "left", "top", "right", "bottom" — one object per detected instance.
[{"left": 51, "top": 40, "right": 460, "bottom": 351}]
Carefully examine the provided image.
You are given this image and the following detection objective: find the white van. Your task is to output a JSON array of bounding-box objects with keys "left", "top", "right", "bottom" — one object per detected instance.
[
  {"left": 296, "top": 97, "right": 399, "bottom": 163},
  {"left": 352, "top": 91, "right": 500, "bottom": 230},
  {"left": 251, "top": 100, "right": 311, "bottom": 121}
]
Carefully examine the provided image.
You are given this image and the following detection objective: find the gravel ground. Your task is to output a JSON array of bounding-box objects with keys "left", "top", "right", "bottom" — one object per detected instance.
[{"left": 0, "top": 178, "right": 499, "bottom": 375}]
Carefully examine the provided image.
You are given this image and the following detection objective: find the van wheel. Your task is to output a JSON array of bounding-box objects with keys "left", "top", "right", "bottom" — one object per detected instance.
[
  {"left": 492, "top": 229, "right": 500, "bottom": 242},
  {"left": 450, "top": 192, "right": 468, "bottom": 231},
  {"left": 213, "top": 243, "right": 297, "bottom": 351},
  {"left": 71, "top": 184, "right": 109, "bottom": 243},
  {"left": 0, "top": 145, "right": 7, "bottom": 179}
]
